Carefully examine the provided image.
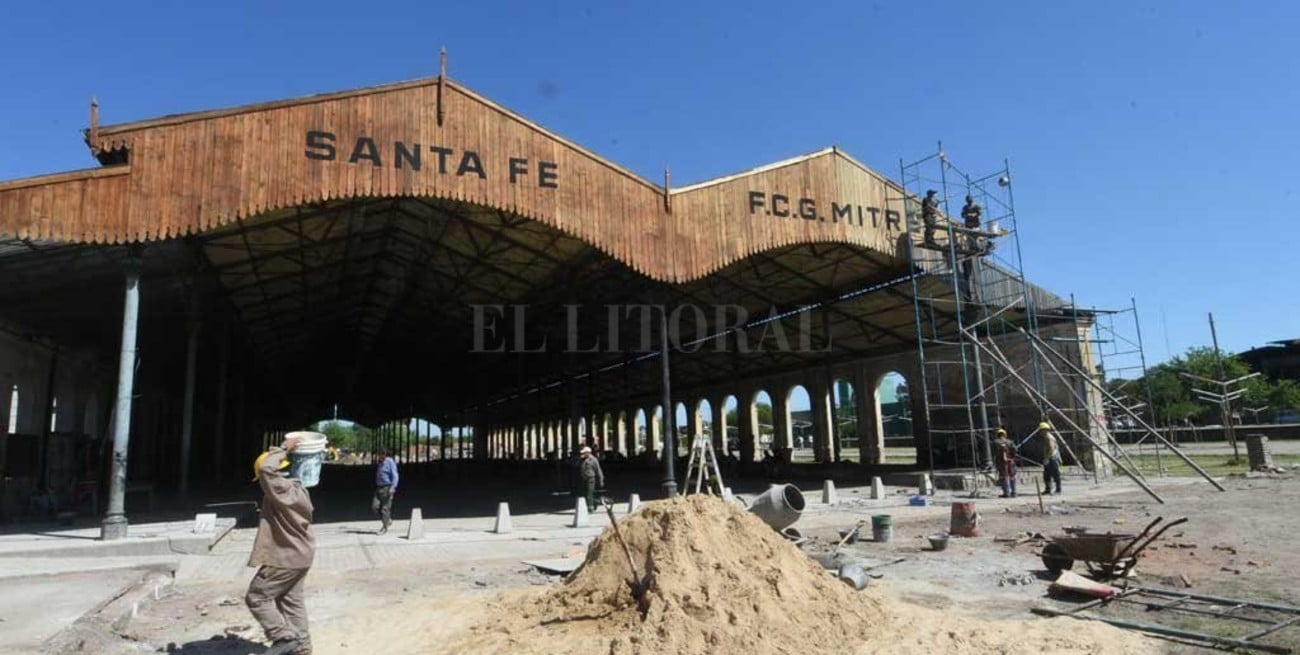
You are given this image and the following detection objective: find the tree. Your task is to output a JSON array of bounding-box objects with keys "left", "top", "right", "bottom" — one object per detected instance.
[
  {"left": 1111, "top": 345, "right": 1297, "bottom": 425},
  {"left": 1266, "top": 379, "right": 1300, "bottom": 413},
  {"left": 311, "top": 420, "right": 369, "bottom": 451},
  {"left": 726, "top": 401, "right": 773, "bottom": 428}
]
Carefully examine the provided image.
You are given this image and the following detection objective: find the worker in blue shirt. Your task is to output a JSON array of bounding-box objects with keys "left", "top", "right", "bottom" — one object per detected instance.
[{"left": 372, "top": 448, "right": 399, "bottom": 535}]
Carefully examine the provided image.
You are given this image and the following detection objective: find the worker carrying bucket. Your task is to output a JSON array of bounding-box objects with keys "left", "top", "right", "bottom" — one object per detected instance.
[{"left": 245, "top": 434, "right": 318, "bottom": 655}]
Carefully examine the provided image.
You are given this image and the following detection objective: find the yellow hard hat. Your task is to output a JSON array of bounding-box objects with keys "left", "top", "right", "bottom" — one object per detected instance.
[
  {"left": 996, "top": 428, "right": 1007, "bottom": 436},
  {"left": 252, "top": 451, "right": 290, "bottom": 482},
  {"left": 1038, "top": 422, "right": 1051, "bottom": 431}
]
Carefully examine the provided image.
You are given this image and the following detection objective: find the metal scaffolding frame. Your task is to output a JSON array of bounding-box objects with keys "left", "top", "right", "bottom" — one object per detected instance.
[
  {"left": 895, "top": 146, "right": 1220, "bottom": 500},
  {"left": 898, "top": 144, "right": 1048, "bottom": 489}
]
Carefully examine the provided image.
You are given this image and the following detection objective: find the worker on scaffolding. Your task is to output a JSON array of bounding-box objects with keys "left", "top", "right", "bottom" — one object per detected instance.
[
  {"left": 921, "top": 189, "right": 940, "bottom": 246},
  {"left": 959, "top": 195, "right": 985, "bottom": 303},
  {"left": 1037, "top": 422, "right": 1063, "bottom": 495},
  {"left": 994, "top": 428, "right": 1017, "bottom": 498},
  {"left": 960, "top": 195, "right": 984, "bottom": 250}
]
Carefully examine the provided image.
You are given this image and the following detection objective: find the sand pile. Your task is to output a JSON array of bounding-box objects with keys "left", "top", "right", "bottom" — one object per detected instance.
[
  {"left": 446, "top": 496, "right": 1152, "bottom": 655},
  {"left": 453, "top": 494, "right": 883, "bottom": 654}
]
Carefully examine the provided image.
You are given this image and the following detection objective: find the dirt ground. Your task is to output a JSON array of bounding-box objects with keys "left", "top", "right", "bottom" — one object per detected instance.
[
  {"left": 809, "top": 473, "right": 1300, "bottom": 654},
  {"left": 88, "top": 472, "right": 1300, "bottom": 655}
]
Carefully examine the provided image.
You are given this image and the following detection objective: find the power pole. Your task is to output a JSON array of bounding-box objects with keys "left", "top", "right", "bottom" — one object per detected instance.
[{"left": 1208, "top": 312, "right": 1239, "bottom": 463}]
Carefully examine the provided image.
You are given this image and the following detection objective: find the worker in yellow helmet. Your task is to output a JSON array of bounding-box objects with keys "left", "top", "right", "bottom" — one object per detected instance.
[
  {"left": 246, "top": 435, "right": 315, "bottom": 655},
  {"left": 994, "top": 428, "right": 1017, "bottom": 498},
  {"left": 1038, "top": 422, "right": 1062, "bottom": 496}
]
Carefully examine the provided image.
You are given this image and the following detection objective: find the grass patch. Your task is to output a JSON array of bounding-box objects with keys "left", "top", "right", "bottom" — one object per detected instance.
[{"left": 1122, "top": 453, "right": 1299, "bottom": 477}]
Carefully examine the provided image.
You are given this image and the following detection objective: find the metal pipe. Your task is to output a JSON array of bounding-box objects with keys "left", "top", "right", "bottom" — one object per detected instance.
[
  {"left": 1026, "top": 337, "right": 1149, "bottom": 481},
  {"left": 1135, "top": 586, "right": 1300, "bottom": 614},
  {"left": 660, "top": 307, "right": 677, "bottom": 497},
  {"left": 1018, "top": 327, "right": 1225, "bottom": 492},
  {"left": 1030, "top": 607, "right": 1290, "bottom": 655},
  {"left": 102, "top": 260, "right": 141, "bottom": 540},
  {"left": 179, "top": 318, "right": 200, "bottom": 494},
  {"left": 1208, "top": 312, "right": 1241, "bottom": 462},
  {"left": 213, "top": 325, "right": 229, "bottom": 485},
  {"left": 962, "top": 330, "right": 1164, "bottom": 503},
  {"left": 36, "top": 346, "right": 58, "bottom": 491}
]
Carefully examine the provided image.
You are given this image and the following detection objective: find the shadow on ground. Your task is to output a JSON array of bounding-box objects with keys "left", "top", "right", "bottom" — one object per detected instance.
[{"left": 156, "top": 635, "right": 267, "bottom": 653}]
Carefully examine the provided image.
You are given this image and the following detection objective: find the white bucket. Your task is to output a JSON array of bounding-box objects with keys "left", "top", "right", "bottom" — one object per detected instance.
[
  {"left": 286, "top": 431, "right": 328, "bottom": 487},
  {"left": 286, "top": 431, "right": 328, "bottom": 454},
  {"left": 291, "top": 451, "right": 325, "bottom": 488}
]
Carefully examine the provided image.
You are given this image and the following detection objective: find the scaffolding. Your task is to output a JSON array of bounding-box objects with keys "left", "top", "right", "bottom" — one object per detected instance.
[
  {"left": 897, "top": 144, "right": 1049, "bottom": 488},
  {"left": 895, "top": 145, "right": 1221, "bottom": 501}
]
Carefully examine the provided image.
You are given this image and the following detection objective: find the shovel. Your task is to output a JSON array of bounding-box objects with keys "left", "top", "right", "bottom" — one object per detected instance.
[{"left": 602, "top": 499, "right": 650, "bottom": 613}]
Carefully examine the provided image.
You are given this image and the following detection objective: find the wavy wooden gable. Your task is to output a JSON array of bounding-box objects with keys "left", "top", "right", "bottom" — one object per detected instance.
[{"left": 0, "top": 78, "right": 911, "bottom": 282}]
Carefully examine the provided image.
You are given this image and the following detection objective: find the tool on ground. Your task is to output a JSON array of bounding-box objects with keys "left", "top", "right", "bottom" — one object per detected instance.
[
  {"left": 1041, "top": 516, "right": 1188, "bottom": 582},
  {"left": 682, "top": 431, "right": 726, "bottom": 495},
  {"left": 833, "top": 521, "right": 866, "bottom": 552},
  {"left": 602, "top": 499, "right": 649, "bottom": 612}
]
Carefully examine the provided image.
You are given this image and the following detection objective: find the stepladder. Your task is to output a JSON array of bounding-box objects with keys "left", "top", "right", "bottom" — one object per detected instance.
[{"left": 683, "top": 432, "right": 725, "bottom": 495}]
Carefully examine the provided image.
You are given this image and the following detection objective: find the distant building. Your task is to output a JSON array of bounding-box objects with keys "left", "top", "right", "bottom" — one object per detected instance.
[{"left": 1239, "top": 339, "right": 1300, "bottom": 382}]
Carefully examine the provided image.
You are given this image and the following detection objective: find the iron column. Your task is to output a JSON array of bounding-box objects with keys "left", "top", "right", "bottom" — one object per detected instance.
[
  {"left": 178, "top": 317, "right": 200, "bottom": 494},
  {"left": 660, "top": 307, "right": 678, "bottom": 497},
  {"left": 102, "top": 258, "right": 141, "bottom": 540}
]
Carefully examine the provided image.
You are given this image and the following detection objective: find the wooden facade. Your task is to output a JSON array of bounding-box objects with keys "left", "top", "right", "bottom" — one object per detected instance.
[{"left": 0, "top": 77, "right": 911, "bottom": 282}]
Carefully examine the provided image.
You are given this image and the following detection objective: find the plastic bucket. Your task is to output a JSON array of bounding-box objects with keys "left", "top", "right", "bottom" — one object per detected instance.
[
  {"left": 290, "top": 451, "right": 325, "bottom": 488},
  {"left": 747, "top": 484, "right": 805, "bottom": 531},
  {"left": 286, "top": 431, "right": 328, "bottom": 454},
  {"left": 872, "top": 514, "right": 893, "bottom": 543}
]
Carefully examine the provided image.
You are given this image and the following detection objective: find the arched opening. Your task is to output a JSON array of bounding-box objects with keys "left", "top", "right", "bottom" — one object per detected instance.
[
  {"left": 422, "top": 421, "right": 443, "bottom": 461},
  {"left": 720, "top": 395, "right": 738, "bottom": 454},
  {"left": 600, "top": 410, "right": 616, "bottom": 452},
  {"left": 633, "top": 409, "right": 648, "bottom": 454},
  {"left": 6, "top": 385, "right": 17, "bottom": 434},
  {"left": 832, "top": 377, "right": 858, "bottom": 462},
  {"left": 875, "top": 371, "right": 916, "bottom": 464},
  {"left": 695, "top": 398, "right": 713, "bottom": 450},
  {"left": 676, "top": 400, "right": 696, "bottom": 454},
  {"left": 786, "top": 384, "right": 811, "bottom": 461},
  {"left": 751, "top": 390, "right": 774, "bottom": 457}
]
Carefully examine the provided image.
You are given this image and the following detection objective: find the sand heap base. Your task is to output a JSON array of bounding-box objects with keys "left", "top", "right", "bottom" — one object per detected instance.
[{"left": 450, "top": 495, "right": 1152, "bottom": 655}]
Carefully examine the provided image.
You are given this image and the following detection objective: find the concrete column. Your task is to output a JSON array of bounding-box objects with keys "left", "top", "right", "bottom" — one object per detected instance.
[
  {"left": 710, "top": 398, "right": 727, "bottom": 454},
  {"left": 628, "top": 410, "right": 640, "bottom": 454},
  {"left": 811, "top": 378, "right": 834, "bottom": 463},
  {"left": 650, "top": 406, "right": 663, "bottom": 456},
  {"left": 615, "top": 412, "right": 628, "bottom": 455},
  {"left": 178, "top": 319, "right": 201, "bottom": 494},
  {"left": 856, "top": 367, "right": 882, "bottom": 465},
  {"left": 740, "top": 393, "right": 758, "bottom": 463},
  {"left": 686, "top": 402, "right": 701, "bottom": 448},
  {"left": 102, "top": 261, "right": 141, "bottom": 541},
  {"left": 773, "top": 390, "right": 791, "bottom": 450}
]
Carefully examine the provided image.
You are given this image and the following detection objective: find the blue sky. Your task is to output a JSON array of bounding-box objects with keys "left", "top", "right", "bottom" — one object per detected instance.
[{"left": 1, "top": 1, "right": 1294, "bottom": 367}]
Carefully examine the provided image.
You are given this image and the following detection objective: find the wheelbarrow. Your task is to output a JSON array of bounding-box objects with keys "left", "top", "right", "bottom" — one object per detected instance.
[{"left": 1040, "top": 516, "right": 1188, "bottom": 581}]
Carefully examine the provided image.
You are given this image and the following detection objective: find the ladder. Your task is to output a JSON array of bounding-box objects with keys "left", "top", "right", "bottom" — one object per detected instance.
[{"left": 683, "top": 432, "right": 725, "bottom": 495}]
